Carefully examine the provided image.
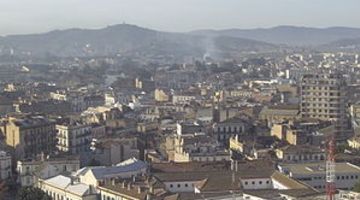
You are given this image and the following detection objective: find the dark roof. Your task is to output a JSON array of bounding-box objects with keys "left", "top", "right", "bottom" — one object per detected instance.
[{"left": 100, "top": 184, "right": 147, "bottom": 200}]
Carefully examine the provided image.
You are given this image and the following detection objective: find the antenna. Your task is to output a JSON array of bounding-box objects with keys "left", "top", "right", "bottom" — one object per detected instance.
[{"left": 326, "top": 136, "right": 336, "bottom": 200}]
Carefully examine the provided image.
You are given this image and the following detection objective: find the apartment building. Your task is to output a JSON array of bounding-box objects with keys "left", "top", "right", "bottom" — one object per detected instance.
[
  {"left": 56, "top": 120, "right": 92, "bottom": 155},
  {"left": 1, "top": 115, "right": 56, "bottom": 159},
  {"left": 300, "top": 73, "right": 349, "bottom": 139}
]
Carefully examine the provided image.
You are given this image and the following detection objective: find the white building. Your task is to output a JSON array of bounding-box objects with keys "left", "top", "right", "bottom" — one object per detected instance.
[
  {"left": 339, "top": 190, "right": 360, "bottom": 200},
  {"left": 73, "top": 158, "right": 147, "bottom": 187},
  {"left": 56, "top": 122, "right": 93, "bottom": 155},
  {"left": 0, "top": 151, "right": 11, "bottom": 180},
  {"left": 17, "top": 156, "right": 80, "bottom": 186},
  {"left": 38, "top": 175, "right": 97, "bottom": 200},
  {"left": 278, "top": 162, "right": 360, "bottom": 191}
]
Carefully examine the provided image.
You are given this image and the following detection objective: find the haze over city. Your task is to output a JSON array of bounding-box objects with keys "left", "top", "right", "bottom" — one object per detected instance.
[{"left": 1, "top": 0, "right": 360, "bottom": 35}]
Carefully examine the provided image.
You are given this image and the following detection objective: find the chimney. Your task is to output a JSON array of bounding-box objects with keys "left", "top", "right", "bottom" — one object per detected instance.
[
  {"left": 146, "top": 194, "right": 152, "bottom": 200},
  {"left": 230, "top": 159, "right": 234, "bottom": 171},
  {"left": 149, "top": 184, "right": 154, "bottom": 194},
  {"left": 111, "top": 179, "right": 115, "bottom": 186},
  {"left": 137, "top": 186, "right": 141, "bottom": 194},
  {"left": 122, "top": 181, "right": 125, "bottom": 188},
  {"left": 235, "top": 160, "right": 238, "bottom": 172},
  {"left": 40, "top": 152, "right": 45, "bottom": 162},
  {"left": 127, "top": 183, "right": 131, "bottom": 191}
]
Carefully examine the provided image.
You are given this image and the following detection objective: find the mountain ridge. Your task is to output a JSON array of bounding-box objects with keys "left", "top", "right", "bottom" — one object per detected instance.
[{"left": 1, "top": 24, "right": 360, "bottom": 58}]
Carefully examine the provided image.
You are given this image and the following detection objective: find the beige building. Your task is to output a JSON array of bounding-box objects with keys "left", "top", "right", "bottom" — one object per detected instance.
[
  {"left": 154, "top": 88, "right": 170, "bottom": 102},
  {"left": 259, "top": 105, "right": 299, "bottom": 127},
  {"left": 348, "top": 136, "right": 360, "bottom": 150},
  {"left": 1, "top": 115, "right": 56, "bottom": 159},
  {"left": 165, "top": 134, "right": 230, "bottom": 162},
  {"left": 275, "top": 145, "right": 325, "bottom": 163},
  {"left": 301, "top": 73, "right": 349, "bottom": 139}
]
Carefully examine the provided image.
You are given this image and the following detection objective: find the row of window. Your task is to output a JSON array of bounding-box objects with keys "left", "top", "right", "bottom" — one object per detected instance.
[
  {"left": 302, "top": 103, "right": 341, "bottom": 107},
  {"left": 302, "top": 92, "right": 341, "bottom": 96},
  {"left": 102, "top": 195, "right": 115, "bottom": 200},
  {"left": 301, "top": 175, "right": 359, "bottom": 181},
  {"left": 169, "top": 183, "right": 193, "bottom": 188},
  {"left": 244, "top": 180, "right": 270, "bottom": 185},
  {"left": 216, "top": 126, "right": 244, "bottom": 133}
]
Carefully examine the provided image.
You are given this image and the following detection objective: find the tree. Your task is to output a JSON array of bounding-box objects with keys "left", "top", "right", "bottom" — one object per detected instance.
[
  {"left": 16, "top": 187, "right": 51, "bottom": 200},
  {"left": 353, "top": 180, "right": 360, "bottom": 192},
  {"left": 0, "top": 181, "right": 7, "bottom": 199}
]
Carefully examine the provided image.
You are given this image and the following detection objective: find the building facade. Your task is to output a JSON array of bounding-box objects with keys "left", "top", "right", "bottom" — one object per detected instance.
[
  {"left": 56, "top": 121, "right": 93, "bottom": 155},
  {"left": 300, "top": 73, "right": 348, "bottom": 139},
  {"left": 1, "top": 115, "right": 56, "bottom": 160},
  {"left": 0, "top": 151, "right": 11, "bottom": 180}
]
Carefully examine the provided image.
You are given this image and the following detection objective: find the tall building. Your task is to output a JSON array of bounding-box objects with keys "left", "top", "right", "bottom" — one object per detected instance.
[
  {"left": 300, "top": 73, "right": 349, "bottom": 139},
  {"left": 1, "top": 115, "right": 56, "bottom": 159}
]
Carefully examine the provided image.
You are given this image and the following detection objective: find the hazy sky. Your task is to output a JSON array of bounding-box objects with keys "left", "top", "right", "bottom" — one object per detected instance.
[{"left": 0, "top": 0, "right": 359, "bottom": 35}]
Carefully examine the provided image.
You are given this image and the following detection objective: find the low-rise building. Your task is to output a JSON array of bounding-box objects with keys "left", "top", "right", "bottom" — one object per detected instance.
[
  {"left": 259, "top": 105, "right": 299, "bottom": 127},
  {"left": 176, "top": 121, "right": 205, "bottom": 136},
  {"left": 339, "top": 190, "right": 360, "bottom": 200},
  {"left": 38, "top": 175, "right": 97, "bottom": 200},
  {"left": 73, "top": 158, "right": 148, "bottom": 187},
  {"left": 275, "top": 145, "right": 326, "bottom": 163},
  {"left": 17, "top": 155, "right": 80, "bottom": 186},
  {"left": 212, "top": 116, "right": 251, "bottom": 145},
  {"left": 90, "top": 137, "right": 140, "bottom": 166},
  {"left": 165, "top": 134, "right": 230, "bottom": 162},
  {"left": 348, "top": 136, "right": 360, "bottom": 150},
  {"left": 278, "top": 162, "right": 360, "bottom": 191}
]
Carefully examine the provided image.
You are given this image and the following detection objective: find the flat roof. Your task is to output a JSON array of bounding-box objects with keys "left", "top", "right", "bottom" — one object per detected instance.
[{"left": 280, "top": 162, "right": 360, "bottom": 175}]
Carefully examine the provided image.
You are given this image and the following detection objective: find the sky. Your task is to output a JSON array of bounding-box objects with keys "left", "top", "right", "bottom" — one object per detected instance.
[{"left": 0, "top": 0, "right": 359, "bottom": 36}]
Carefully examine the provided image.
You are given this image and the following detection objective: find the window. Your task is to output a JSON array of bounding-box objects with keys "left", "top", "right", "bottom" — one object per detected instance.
[
  {"left": 244, "top": 181, "right": 248, "bottom": 185},
  {"left": 170, "top": 184, "right": 173, "bottom": 188},
  {"left": 185, "top": 184, "right": 188, "bottom": 187},
  {"left": 266, "top": 181, "right": 270, "bottom": 184},
  {"left": 259, "top": 181, "right": 262, "bottom": 184},
  {"left": 177, "top": 184, "right": 181, "bottom": 188},
  {"left": 252, "top": 181, "right": 255, "bottom": 185}
]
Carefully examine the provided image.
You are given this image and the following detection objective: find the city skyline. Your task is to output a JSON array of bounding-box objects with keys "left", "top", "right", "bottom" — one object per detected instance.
[{"left": 0, "top": 0, "right": 359, "bottom": 35}]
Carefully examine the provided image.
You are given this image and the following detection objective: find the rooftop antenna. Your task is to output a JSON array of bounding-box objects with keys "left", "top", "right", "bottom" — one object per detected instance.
[{"left": 326, "top": 135, "right": 336, "bottom": 200}]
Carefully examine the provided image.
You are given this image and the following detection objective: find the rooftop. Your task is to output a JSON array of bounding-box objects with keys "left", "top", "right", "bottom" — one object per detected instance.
[
  {"left": 280, "top": 162, "right": 360, "bottom": 175},
  {"left": 43, "top": 175, "right": 95, "bottom": 197},
  {"left": 74, "top": 158, "right": 147, "bottom": 179}
]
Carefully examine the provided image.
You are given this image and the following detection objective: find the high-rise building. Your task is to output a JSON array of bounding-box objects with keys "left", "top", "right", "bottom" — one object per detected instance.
[{"left": 300, "top": 73, "right": 349, "bottom": 139}]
